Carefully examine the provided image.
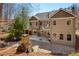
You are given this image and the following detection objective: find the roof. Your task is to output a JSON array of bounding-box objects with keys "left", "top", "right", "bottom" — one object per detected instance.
[
  {"left": 29, "top": 16, "right": 40, "bottom": 20},
  {"left": 50, "top": 9, "right": 76, "bottom": 18},
  {"left": 30, "top": 8, "right": 78, "bottom": 21},
  {"left": 35, "top": 12, "right": 52, "bottom": 20}
]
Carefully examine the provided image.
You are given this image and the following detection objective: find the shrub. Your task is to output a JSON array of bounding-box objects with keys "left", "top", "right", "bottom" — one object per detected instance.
[{"left": 5, "top": 33, "right": 14, "bottom": 42}]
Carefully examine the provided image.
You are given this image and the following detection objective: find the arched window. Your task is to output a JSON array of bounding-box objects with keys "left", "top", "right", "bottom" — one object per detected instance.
[{"left": 53, "top": 33, "right": 56, "bottom": 37}]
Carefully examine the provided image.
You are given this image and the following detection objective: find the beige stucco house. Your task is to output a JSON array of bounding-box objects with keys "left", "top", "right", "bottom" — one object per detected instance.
[
  {"left": 49, "top": 9, "right": 77, "bottom": 47},
  {"left": 29, "top": 12, "right": 51, "bottom": 37},
  {"left": 29, "top": 16, "right": 39, "bottom": 30},
  {"left": 29, "top": 8, "right": 79, "bottom": 48}
]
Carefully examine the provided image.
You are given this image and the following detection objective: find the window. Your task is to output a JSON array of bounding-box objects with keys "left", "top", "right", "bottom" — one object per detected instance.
[
  {"left": 53, "top": 20, "right": 56, "bottom": 25},
  {"left": 67, "top": 20, "right": 71, "bottom": 25},
  {"left": 1, "top": 27, "right": 3, "bottom": 29},
  {"left": 78, "top": 22, "right": 79, "bottom": 29},
  {"left": 36, "top": 22, "right": 37, "bottom": 26},
  {"left": 67, "top": 34, "right": 71, "bottom": 41},
  {"left": 48, "top": 32, "right": 50, "bottom": 35},
  {"left": 30, "top": 22, "right": 32, "bottom": 25},
  {"left": 53, "top": 33, "right": 56, "bottom": 37},
  {"left": 39, "top": 21, "right": 42, "bottom": 25},
  {"left": 60, "top": 34, "right": 63, "bottom": 40}
]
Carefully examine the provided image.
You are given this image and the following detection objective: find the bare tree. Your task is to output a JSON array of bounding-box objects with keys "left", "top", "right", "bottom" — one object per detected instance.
[
  {"left": 65, "top": 4, "right": 79, "bottom": 15},
  {"left": 3, "top": 3, "right": 15, "bottom": 20},
  {"left": 2, "top": 3, "right": 39, "bottom": 20},
  {"left": 0, "top": 3, "right": 3, "bottom": 19}
]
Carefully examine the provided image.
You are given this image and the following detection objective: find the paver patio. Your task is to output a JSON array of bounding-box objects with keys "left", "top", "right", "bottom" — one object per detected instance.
[{"left": 30, "top": 35, "right": 75, "bottom": 54}]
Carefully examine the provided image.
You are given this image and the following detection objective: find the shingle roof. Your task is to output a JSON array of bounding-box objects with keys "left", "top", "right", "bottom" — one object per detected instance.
[
  {"left": 31, "top": 8, "right": 78, "bottom": 20},
  {"left": 50, "top": 9, "right": 76, "bottom": 18},
  {"left": 29, "top": 16, "right": 40, "bottom": 20},
  {"left": 35, "top": 12, "right": 52, "bottom": 20}
]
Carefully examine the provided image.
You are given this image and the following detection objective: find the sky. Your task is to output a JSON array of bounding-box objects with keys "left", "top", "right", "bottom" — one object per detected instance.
[{"left": 31, "top": 3, "right": 73, "bottom": 16}]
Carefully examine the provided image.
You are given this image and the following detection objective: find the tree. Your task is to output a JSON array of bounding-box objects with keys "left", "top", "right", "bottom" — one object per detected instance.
[
  {"left": 65, "top": 4, "right": 79, "bottom": 15},
  {"left": 5, "top": 6, "right": 29, "bottom": 42},
  {"left": 3, "top": 3, "right": 15, "bottom": 20},
  {"left": 0, "top": 3, "right": 3, "bottom": 19},
  {"left": 4, "top": 3, "right": 40, "bottom": 41}
]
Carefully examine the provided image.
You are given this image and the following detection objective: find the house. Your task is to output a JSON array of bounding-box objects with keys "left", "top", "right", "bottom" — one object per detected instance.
[
  {"left": 49, "top": 9, "right": 77, "bottom": 47},
  {"left": 29, "top": 12, "right": 51, "bottom": 37},
  {"left": 29, "top": 16, "right": 39, "bottom": 34},
  {"left": 29, "top": 8, "right": 79, "bottom": 50}
]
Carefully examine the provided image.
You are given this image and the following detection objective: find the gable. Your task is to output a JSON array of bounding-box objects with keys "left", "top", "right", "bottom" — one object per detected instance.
[
  {"left": 35, "top": 12, "right": 50, "bottom": 20},
  {"left": 29, "top": 16, "right": 38, "bottom": 20},
  {"left": 51, "top": 9, "right": 75, "bottom": 18}
]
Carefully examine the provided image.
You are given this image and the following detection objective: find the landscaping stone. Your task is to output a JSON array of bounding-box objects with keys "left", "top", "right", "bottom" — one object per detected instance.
[
  {"left": 0, "top": 41, "right": 7, "bottom": 48},
  {"left": 32, "top": 45, "right": 39, "bottom": 52}
]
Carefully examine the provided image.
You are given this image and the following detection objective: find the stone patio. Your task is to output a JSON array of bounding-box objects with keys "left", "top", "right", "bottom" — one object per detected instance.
[
  {"left": 29, "top": 35, "right": 75, "bottom": 55},
  {"left": 0, "top": 35, "right": 75, "bottom": 55}
]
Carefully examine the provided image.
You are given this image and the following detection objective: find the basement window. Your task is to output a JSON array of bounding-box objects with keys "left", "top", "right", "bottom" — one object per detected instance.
[
  {"left": 60, "top": 34, "right": 63, "bottom": 40},
  {"left": 67, "top": 34, "right": 71, "bottom": 41}
]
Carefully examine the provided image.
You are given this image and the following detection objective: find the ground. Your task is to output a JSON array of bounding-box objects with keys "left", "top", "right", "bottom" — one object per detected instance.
[
  {"left": 0, "top": 42, "right": 51, "bottom": 56},
  {"left": 29, "top": 35, "right": 75, "bottom": 54},
  {"left": 0, "top": 35, "right": 75, "bottom": 56}
]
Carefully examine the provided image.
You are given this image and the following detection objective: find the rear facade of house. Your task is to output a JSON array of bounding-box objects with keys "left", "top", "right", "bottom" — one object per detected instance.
[
  {"left": 49, "top": 9, "right": 76, "bottom": 47},
  {"left": 29, "top": 8, "right": 79, "bottom": 47}
]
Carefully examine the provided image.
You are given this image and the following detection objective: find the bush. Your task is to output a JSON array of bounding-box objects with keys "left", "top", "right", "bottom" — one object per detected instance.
[
  {"left": 5, "top": 33, "right": 14, "bottom": 42},
  {"left": 5, "top": 33, "right": 21, "bottom": 42},
  {"left": 69, "top": 52, "right": 79, "bottom": 56}
]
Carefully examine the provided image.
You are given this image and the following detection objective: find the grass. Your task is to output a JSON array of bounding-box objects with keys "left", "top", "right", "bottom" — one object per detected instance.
[
  {"left": 69, "top": 52, "right": 79, "bottom": 56},
  {"left": 0, "top": 33, "right": 10, "bottom": 39}
]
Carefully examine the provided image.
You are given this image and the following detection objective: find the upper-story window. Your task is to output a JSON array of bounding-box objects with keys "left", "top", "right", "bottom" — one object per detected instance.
[
  {"left": 30, "top": 22, "right": 32, "bottom": 25},
  {"left": 53, "top": 20, "right": 56, "bottom": 25},
  {"left": 39, "top": 21, "right": 42, "bottom": 25},
  {"left": 36, "top": 22, "right": 37, "bottom": 26},
  {"left": 53, "top": 33, "right": 56, "bottom": 37},
  {"left": 67, "top": 20, "right": 71, "bottom": 25}
]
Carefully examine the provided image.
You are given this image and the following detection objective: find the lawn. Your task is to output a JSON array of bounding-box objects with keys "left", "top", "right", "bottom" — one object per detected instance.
[{"left": 69, "top": 52, "right": 79, "bottom": 56}]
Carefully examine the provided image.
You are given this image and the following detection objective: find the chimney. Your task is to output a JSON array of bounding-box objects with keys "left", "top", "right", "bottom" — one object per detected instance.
[
  {"left": 72, "top": 4, "right": 77, "bottom": 15},
  {"left": 72, "top": 6, "right": 75, "bottom": 14}
]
